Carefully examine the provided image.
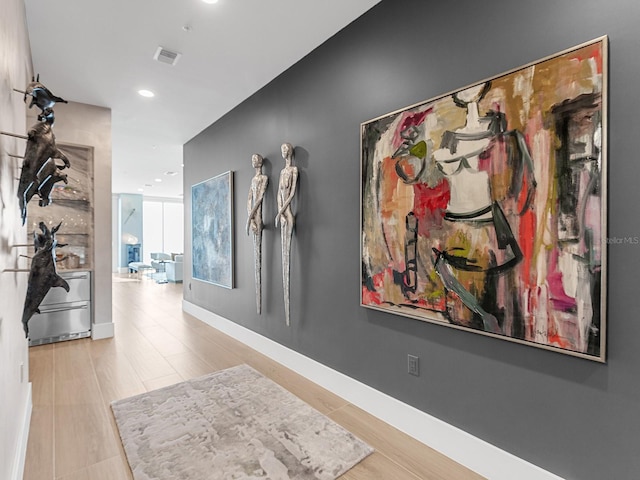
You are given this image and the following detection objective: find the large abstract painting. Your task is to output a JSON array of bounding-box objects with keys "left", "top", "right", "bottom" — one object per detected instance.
[
  {"left": 361, "top": 37, "right": 607, "bottom": 361},
  {"left": 192, "top": 171, "right": 234, "bottom": 288}
]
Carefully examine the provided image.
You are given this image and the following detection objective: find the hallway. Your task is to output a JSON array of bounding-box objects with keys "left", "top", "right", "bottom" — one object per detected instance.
[{"left": 23, "top": 275, "right": 481, "bottom": 479}]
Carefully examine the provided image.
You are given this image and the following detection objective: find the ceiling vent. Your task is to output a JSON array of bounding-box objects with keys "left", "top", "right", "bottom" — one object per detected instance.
[{"left": 153, "top": 47, "right": 181, "bottom": 66}]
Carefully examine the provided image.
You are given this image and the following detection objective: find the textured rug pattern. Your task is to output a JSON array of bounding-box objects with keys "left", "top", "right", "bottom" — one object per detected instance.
[{"left": 111, "top": 364, "right": 373, "bottom": 480}]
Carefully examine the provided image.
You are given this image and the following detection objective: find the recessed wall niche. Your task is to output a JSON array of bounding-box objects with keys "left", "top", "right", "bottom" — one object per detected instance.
[{"left": 26, "top": 142, "right": 94, "bottom": 270}]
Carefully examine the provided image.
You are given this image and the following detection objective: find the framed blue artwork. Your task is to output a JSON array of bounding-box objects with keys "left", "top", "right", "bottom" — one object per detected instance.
[{"left": 192, "top": 171, "right": 234, "bottom": 288}]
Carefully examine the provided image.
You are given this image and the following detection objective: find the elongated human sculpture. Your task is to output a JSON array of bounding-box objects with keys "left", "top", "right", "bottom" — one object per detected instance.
[
  {"left": 22, "top": 222, "right": 70, "bottom": 337},
  {"left": 18, "top": 110, "right": 70, "bottom": 224},
  {"left": 246, "top": 154, "right": 268, "bottom": 314},
  {"left": 275, "top": 143, "right": 298, "bottom": 326}
]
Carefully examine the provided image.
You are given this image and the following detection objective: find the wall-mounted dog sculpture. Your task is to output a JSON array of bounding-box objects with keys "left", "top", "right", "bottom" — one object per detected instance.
[
  {"left": 23, "top": 75, "right": 67, "bottom": 119},
  {"left": 21, "top": 222, "right": 70, "bottom": 337},
  {"left": 35, "top": 159, "right": 69, "bottom": 207},
  {"left": 18, "top": 110, "right": 70, "bottom": 225}
]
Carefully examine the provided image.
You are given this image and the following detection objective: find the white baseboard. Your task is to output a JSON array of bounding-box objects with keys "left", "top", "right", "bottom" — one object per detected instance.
[
  {"left": 12, "top": 383, "right": 32, "bottom": 480},
  {"left": 92, "top": 321, "right": 115, "bottom": 340},
  {"left": 183, "top": 300, "right": 564, "bottom": 480}
]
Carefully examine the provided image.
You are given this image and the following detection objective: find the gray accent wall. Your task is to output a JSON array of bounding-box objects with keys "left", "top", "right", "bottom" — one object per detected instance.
[{"left": 184, "top": 1, "right": 640, "bottom": 478}]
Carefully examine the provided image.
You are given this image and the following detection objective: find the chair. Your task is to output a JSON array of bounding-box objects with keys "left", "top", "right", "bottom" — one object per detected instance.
[
  {"left": 128, "top": 262, "right": 152, "bottom": 277},
  {"left": 150, "top": 252, "right": 171, "bottom": 272},
  {"left": 165, "top": 255, "right": 183, "bottom": 283}
]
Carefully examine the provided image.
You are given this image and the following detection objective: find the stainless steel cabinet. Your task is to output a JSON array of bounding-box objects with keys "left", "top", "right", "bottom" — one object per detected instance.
[{"left": 29, "top": 271, "right": 92, "bottom": 346}]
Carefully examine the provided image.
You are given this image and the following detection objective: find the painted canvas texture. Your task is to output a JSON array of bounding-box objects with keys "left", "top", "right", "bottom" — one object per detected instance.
[
  {"left": 361, "top": 38, "right": 606, "bottom": 360},
  {"left": 192, "top": 171, "right": 234, "bottom": 288}
]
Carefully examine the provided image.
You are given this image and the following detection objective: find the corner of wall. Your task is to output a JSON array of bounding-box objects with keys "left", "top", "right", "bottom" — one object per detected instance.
[
  {"left": 91, "top": 321, "right": 115, "bottom": 340},
  {"left": 51, "top": 102, "right": 113, "bottom": 338},
  {"left": 1, "top": 1, "right": 35, "bottom": 478},
  {"left": 11, "top": 384, "right": 32, "bottom": 480}
]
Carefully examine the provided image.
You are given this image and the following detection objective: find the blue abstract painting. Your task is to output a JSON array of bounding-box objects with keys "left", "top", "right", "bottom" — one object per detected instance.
[{"left": 192, "top": 171, "right": 234, "bottom": 288}]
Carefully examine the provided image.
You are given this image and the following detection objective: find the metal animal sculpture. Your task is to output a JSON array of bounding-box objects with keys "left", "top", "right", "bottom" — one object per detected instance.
[
  {"left": 23, "top": 74, "right": 67, "bottom": 118},
  {"left": 18, "top": 113, "right": 70, "bottom": 225},
  {"left": 21, "top": 222, "right": 70, "bottom": 337},
  {"left": 36, "top": 159, "right": 69, "bottom": 207}
]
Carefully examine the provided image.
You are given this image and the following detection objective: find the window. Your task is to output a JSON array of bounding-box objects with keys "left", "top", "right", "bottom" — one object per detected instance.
[
  {"left": 163, "top": 202, "right": 184, "bottom": 256},
  {"left": 142, "top": 200, "right": 183, "bottom": 263}
]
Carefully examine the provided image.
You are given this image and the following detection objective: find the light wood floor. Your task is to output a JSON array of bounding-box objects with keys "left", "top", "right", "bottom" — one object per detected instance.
[{"left": 23, "top": 274, "right": 484, "bottom": 480}]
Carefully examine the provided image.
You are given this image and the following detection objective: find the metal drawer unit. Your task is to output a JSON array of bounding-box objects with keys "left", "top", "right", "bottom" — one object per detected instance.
[{"left": 29, "top": 271, "right": 92, "bottom": 346}]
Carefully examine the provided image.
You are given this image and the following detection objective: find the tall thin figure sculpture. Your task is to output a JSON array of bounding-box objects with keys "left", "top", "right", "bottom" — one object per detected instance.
[
  {"left": 246, "top": 154, "right": 268, "bottom": 314},
  {"left": 275, "top": 143, "right": 298, "bottom": 326}
]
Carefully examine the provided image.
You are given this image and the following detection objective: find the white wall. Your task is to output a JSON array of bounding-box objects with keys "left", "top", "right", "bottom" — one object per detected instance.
[
  {"left": 43, "top": 102, "right": 113, "bottom": 338},
  {"left": 0, "top": 1, "right": 34, "bottom": 478},
  {"left": 112, "top": 194, "right": 119, "bottom": 272}
]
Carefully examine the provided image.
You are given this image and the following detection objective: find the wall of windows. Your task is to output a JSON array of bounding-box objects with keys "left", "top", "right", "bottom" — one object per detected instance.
[{"left": 142, "top": 199, "right": 184, "bottom": 263}]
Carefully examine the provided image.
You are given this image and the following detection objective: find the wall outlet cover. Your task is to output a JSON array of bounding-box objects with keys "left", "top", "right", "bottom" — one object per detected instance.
[{"left": 408, "top": 354, "right": 419, "bottom": 376}]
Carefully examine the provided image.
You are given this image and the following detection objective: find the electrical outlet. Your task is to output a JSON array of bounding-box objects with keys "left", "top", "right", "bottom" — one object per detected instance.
[{"left": 408, "top": 354, "right": 420, "bottom": 376}]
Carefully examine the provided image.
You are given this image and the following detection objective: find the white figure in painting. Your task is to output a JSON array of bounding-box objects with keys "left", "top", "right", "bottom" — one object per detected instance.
[
  {"left": 246, "top": 153, "right": 268, "bottom": 314},
  {"left": 433, "top": 84, "right": 494, "bottom": 220},
  {"left": 430, "top": 82, "right": 534, "bottom": 334},
  {"left": 275, "top": 143, "right": 298, "bottom": 326}
]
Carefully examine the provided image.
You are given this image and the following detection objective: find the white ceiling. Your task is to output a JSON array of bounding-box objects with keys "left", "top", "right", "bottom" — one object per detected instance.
[{"left": 24, "top": 0, "right": 381, "bottom": 199}]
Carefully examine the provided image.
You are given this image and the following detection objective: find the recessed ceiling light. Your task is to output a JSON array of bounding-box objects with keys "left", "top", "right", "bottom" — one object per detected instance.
[
  {"left": 155, "top": 178, "right": 162, "bottom": 182},
  {"left": 165, "top": 171, "right": 178, "bottom": 176},
  {"left": 144, "top": 183, "right": 153, "bottom": 187},
  {"left": 138, "top": 89, "right": 155, "bottom": 98},
  {"left": 137, "top": 188, "right": 144, "bottom": 192},
  {"left": 203, "top": 0, "right": 219, "bottom": 3}
]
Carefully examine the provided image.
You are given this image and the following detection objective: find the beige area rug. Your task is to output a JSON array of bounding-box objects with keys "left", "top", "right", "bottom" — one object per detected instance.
[{"left": 111, "top": 364, "right": 373, "bottom": 480}]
